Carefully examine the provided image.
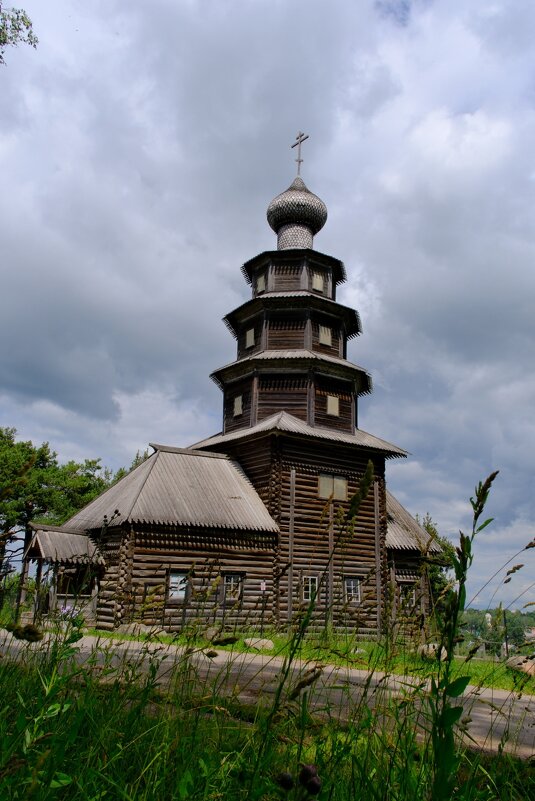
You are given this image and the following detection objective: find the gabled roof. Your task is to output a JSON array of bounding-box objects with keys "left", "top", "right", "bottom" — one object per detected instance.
[
  {"left": 191, "top": 410, "right": 407, "bottom": 458},
  {"left": 64, "top": 446, "right": 279, "bottom": 534},
  {"left": 385, "top": 490, "right": 442, "bottom": 553},
  {"left": 26, "top": 526, "right": 105, "bottom": 566}
]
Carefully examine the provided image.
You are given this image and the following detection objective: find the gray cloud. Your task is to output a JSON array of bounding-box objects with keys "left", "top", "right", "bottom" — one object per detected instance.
[{"left": 1, "top": 0, "right": 534, "bottom": 607}]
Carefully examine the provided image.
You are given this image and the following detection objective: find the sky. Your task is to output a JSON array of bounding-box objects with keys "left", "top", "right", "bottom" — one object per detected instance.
[{"left": 1, "top": 0, "right": 534, "bottom": 609}]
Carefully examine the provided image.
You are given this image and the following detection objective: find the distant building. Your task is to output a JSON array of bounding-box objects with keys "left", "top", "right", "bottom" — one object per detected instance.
[{"left": 25, "top": 157, "right": 440, "bottom": 632}]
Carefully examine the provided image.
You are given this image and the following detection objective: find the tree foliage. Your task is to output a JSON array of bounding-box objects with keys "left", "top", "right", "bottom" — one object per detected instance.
[
  {"left": 0, "top": 427, "right": 115, "bottom": 578},
  {"left": 416, "top": 512, "right": 456, "bottom": 615},
  {"left": 0, "top": 4, "right": 37, "bottom": 65}
]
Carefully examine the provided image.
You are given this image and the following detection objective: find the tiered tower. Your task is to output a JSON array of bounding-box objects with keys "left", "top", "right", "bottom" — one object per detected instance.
[
  {"left": 212, "top": 175, "right": 372, "bottom": 436},
  {"left": 196, "top": 137, "right": 405, "bottom": 631}
]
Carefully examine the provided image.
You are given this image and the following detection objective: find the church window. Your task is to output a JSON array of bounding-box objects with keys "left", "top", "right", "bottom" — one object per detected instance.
[
  {"left": 302, "top": 575, "right": 318, "bottom": 603},
  {"left": 256, "top": 273, "right": 266, "bottom": 293},
  {"left": 399, "top": 583, "right": 417, "bottom": 608},
  {"left": 223, "top": 572, "right": 244, "bottom": 604},
  {"left": 312, "top": 271, "right": 323, "bottom": 292},
  {"left": 318, "top": 474, "right": 347, "bottom": 501},
  {"left": 326, "top": 394, "right": 339, "bottom": 416},
  {"left": 245, "top": 328, "right": 255, "bottom": 348},
  {"left": 168, "top": 571, "right": 188, "bottom": 602},
  {"left": 233, "top": 395, "right": 243, "bottom": 416},
  {"left": 344, "top": 577, "right": 361, "bottom": 603},
  {"left": 319, "top": 325, "right": 332, "bottom": 346}
]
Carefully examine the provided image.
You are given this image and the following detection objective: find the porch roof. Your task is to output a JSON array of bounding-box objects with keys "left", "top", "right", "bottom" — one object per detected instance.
[{"left": 26, "top": 526, "right": 105, "bottom": 566}]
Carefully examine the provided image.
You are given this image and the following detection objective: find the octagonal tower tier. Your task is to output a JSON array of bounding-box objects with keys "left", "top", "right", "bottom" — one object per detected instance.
[{"left": 211, "top": 176, "right": 372, "bottom": 436}]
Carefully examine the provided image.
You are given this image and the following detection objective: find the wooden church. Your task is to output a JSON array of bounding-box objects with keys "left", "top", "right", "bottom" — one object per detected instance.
[{"left": 26, "top": 141, "right": 439, "bottom": 633}]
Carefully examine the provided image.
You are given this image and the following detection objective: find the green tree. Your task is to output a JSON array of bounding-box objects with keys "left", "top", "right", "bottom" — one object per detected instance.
[
  {"left": 0, "top": 4, "right": 37, "bottom": 64},
  {"left": 0, "top": 428, "right": 113, "bottom": 581},
  {"left": 416, "top": 512, "right": 456, "bottom": 615}
]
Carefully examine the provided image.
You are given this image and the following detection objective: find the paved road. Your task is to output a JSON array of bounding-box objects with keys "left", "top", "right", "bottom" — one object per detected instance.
[{"left": 2, "top": 632, "right": 534, "bottom": 759}]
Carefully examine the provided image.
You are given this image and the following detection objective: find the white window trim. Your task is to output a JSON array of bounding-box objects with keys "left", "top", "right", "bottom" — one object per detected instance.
[
  {"left": 302, "top": 575, "right": 318, "bottom": 603},
  {"left": 344, "top": 577, "right": 361, "bottom": 604},
  {"left": 168, "top": 571, "right": 188, "bottom": 602},
  {"left": 223, "top": 573, "right": 244, "bottom": 604}
]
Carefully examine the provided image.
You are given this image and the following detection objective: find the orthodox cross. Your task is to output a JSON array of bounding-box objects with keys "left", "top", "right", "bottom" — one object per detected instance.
[{"left": 291, "top": 131, "right": 309, "bottom": 176}]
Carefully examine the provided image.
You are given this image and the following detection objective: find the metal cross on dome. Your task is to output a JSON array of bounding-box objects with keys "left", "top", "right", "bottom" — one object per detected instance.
[{"left": 291, "top": 131, "right": 309, "bottom": 176}]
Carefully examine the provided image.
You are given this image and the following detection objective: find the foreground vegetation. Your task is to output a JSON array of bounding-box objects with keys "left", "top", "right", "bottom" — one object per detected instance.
[{"left": 0, "top": 470, "right": 534, "bottom": 800}]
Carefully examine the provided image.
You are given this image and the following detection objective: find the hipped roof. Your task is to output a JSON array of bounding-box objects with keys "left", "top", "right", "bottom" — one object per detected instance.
[
  {"left": 64, "top": 446, "right": 279, "bottom": 534},
  {"left": 27, "top": 526, "right": 105, "bottom": 566},
  {"left": 385, "top": 491, "right": 442, "bottom": 553},
  {"left": 192, "top": 410, "right": 407, "bottom": 459}
]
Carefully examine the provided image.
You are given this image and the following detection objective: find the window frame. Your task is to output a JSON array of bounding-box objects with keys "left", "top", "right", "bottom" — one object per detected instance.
[
  {"left": 233, "top": 394, "right": 243, "bottom": 417},
  {"left": 245, "top": 328, "right": 255, "bottom": 349},
  {"left": 222, "top": 572, "right": 245, "bottom": 606},
  {"left": 311, "top": 271, "right": 323, "bottom": 292},
  {"left": 318, "top": 473, "right": 348, "bottom": 501},
  {"left": 256, "top": 273, "right": 266, "bottom": 293},
  {"left": 302, "top": 575, "right": 319, "bottom": 603},
  {"left": 319, "top": 324, "right": 332, "bottom": 346},
  {"left": 326, "top": 394, "right": 340, "bottom": 416},
  {"left": 344, "top": 576, "right": 361, "bottom": 604},
  {"left": 167, "top": 570, "right": 189, "bottom": 604}
]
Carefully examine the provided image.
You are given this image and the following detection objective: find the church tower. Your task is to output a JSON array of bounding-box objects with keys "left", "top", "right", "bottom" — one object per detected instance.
[{"left": 195, "top": 135, "right": 406, "bottom": 631}]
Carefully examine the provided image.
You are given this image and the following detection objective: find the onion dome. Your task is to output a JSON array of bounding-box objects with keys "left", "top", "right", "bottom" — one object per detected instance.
[{"left": 267, "top": 176, "right": 328, "bottom": 250}]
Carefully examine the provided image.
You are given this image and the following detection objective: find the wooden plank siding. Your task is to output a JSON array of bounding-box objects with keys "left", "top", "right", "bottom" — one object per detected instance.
[
  {"left": 273, "top": 264, "right": 302, "bottom": 291},
  {"left": 314, "top": 386, "right": 354, "bottom": 432},
  {"left": 257, "top": 376, "right": 308, "bottom": 422},
  {"left": 223, "top": 379, "right": 252, "bottom": 432},
  {"left": 311, "top": 320, "right": 342, "bottom": 358},
  {"left": 237, "top": 322, "right": 263, "bottom": 359},
  {"left": 266, "top": 316, "right": 306, "bottom": 350}
]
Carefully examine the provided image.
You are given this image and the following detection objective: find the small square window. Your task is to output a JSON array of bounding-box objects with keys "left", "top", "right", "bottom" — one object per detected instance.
[
  {"left": 399, "top": 584, "right": 417, "bottom": 607},
  {"left": 319, "top": 325, "right": 332, "bottom": 346},
  {"left": 256, "top": 273, "right": 266, "bottom": 293},
  {"left": 223, "top": 573, "right": 244, "bottom": 604},
  {"left": 326, "top": 395, "right": 339, "bottom": 416},
  {"left": 344, "top": 577, "right": 361, "bottom": 603},
  {"left": 318, "top": 474, "right": 347, "bottom": 500},
  {"left": 245, "top": 328, "right": 255, "bottom": 348},
  {"left": 233, "top": 395, "right": 243, "bottom": 416},
  {"left": 302, "top": 575, "right": 318, "bottom": 603},
  {"left": 312, "top": 271, "right": 323, "bottom": 292},
  {"left": 168, "top": 571, "right": 188, "bottom": 602}
]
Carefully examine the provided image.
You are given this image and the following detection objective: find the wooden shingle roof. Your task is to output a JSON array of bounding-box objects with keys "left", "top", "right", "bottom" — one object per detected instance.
[
  {"left": 385, "top": 490, "right": 442, "bottom": 553},
  {"left": 192, "top": 410, "right": 407, "bottom": 458},
  {"left": 63, "top": 446, "right": 279, "bottom": 534}
]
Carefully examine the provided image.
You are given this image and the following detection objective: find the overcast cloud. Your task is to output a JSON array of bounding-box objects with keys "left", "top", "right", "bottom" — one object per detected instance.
[{"left": 2, "top": 0, "right": 534, "bottom": 608}]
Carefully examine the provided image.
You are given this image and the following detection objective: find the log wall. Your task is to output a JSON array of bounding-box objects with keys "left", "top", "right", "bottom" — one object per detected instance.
[{"left": 127, "top": 527, "right": 276, "bottom": 631}]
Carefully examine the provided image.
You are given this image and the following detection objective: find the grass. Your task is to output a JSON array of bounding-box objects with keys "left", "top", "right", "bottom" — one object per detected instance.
[
  {"left": 84, "top": 626, "right": 535, "bottom": 694},
  {"left": 1, "top": 470, "right": 533, "bottom": 800},
  {"left": 0, "top": 626, "right": 533, "bottom": 801}
]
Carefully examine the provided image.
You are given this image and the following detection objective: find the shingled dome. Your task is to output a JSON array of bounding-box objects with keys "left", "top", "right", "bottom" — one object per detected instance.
[{"left": 267, "top": 176, "right": 327, "bottom": 249}]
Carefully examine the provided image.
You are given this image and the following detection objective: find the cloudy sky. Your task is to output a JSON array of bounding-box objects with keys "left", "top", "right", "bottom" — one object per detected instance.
[{"left": 2, "top": 0, "right": 534, "bottom": 609}]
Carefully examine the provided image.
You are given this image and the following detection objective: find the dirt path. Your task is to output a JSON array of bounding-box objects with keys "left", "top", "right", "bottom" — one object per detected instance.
[{"left": 2, "top": 632, "right": 534, "bottom": 759}]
